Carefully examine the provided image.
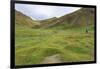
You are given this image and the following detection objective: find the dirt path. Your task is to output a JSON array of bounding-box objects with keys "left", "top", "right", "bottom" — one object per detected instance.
[{"left": 41, "top": 54, "right": 62, "bottom": 64}]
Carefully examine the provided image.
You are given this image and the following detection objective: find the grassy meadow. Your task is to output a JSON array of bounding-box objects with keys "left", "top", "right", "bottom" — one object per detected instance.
[{"left": 15, "top": 25, "right": 94, "bottom": 65}]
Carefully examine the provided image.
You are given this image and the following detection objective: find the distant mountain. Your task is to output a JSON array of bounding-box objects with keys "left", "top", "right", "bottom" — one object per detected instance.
[
  {"left": 39, "top": 8, "right": 95, "bottom": 29},
  {"left": 15, "top": 8, "right": 95, "bottom": 29},
  {"left": 58, "top": 8, "right": 95, "bottom": 26},
  {"left": 15, "top": 10, "right": 40, "bottom": 28},
  {"left": 39, "top": 17, "right": 58, "bottom": 28}
]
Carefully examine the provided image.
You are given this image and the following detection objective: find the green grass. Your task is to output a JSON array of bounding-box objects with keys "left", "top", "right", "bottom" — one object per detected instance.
[{"left": 15, "top": 25, "right": 94, "bottom": 65}]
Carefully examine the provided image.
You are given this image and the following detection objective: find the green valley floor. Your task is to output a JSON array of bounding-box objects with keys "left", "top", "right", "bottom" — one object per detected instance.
[{"left": 15, "top": 26, "right": 94, "bottom": 65}]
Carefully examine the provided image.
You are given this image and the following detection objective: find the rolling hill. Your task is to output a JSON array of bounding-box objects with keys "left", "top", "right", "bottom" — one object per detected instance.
[{"left": 15, "top": 10, "right": 40, "bottom": 28}]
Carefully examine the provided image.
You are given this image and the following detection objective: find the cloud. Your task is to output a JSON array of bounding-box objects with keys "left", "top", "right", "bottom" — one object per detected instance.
[{"left": 15, "top": 4, "right": 80, "bottom": 20}]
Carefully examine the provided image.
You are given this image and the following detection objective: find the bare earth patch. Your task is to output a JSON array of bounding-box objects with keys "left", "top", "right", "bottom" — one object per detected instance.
[{"left": 41, "top": 54, "right": 63, "bottom": 64}]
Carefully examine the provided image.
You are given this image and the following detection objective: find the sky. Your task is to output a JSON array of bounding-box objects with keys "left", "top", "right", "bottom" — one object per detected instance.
[{"left": 15, "top": 4, "right": 81, "bottom": 20}]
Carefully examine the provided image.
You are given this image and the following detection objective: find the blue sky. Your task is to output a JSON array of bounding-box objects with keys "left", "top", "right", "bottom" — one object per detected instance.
[{"left": 15, "top": 4, "right": 81, "bottom": 20}]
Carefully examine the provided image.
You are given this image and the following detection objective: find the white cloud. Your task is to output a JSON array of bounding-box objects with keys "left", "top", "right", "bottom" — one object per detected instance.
[
  {"left": 15, "top": 4, "right": 80, "bottom": 20},
  {"left": 15, "top": 0, "right": 98, "bottom": 20}
]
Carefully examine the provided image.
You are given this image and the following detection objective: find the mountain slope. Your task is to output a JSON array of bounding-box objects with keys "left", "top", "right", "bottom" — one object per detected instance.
[
  {"left": 15, "top": 8, "right": 95, "bottom": 29},
  {"left": 15, "top": 10, "right": 40, "bottom": 28},
  {"left": 58, "top": 8, "right": 95, "bottom": 26},
  {"left": 39, "top": 8, "right": 95, "bottom": 29}
]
